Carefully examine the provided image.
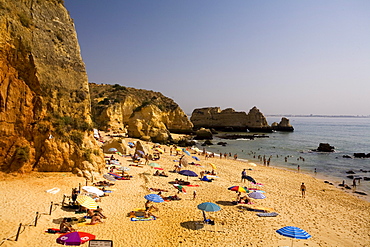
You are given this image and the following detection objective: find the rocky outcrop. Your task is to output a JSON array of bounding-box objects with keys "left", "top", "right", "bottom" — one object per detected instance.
[
  {"left": 271, "top": 117, "right": 294, "bottom": 131},
  {"left": 89, "top": 83, "right": 193, "bottom": 143},
  {"left": 313, "top": 143, "right": 335, "bottom": 152},
  {"left": 190, "top": 106, "right": 272, "bottom": 132},
  {"left": 194, "top": 128, "right": 213, "bottom": 140},
  {"left": 0, "top": 0, "right": 104, "bottom": 174}
]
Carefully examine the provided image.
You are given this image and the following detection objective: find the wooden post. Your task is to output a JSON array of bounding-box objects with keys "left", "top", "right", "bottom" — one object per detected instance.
[
  {"left": 15, "top": 223, "right": 22, "bottom": 241},
  {"left": 34, "top": 212, "right": 39, "bottom": 226},
  {"left": 62, "top": 195, "right": 66, "bottom": 207},
  {"left": 49, "top": 201, "right": 53, "bottom": 215}
]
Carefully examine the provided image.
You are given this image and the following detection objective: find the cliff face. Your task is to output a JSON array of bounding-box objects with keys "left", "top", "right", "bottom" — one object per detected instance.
[
  {"left": 89, "top": 83, "right": 193, "bottom": 143},
  {"left": 0, "top": 0, "right": 104, "bottom": 174},
  {"left": 190, "top": 106, "right": 272, "bottom": 132}
]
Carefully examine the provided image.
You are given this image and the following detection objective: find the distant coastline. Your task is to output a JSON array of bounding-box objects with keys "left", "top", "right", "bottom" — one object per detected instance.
[{"left": 266, "top": 114, "right": 370, "bottom": 118}]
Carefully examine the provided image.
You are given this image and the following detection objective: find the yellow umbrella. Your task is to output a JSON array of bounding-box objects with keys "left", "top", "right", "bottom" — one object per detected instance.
[
  {"left": 76, "top": 195, "right": 98, "bottom": 210},
  {"left": 209, "top": 163, "right": 217, "bottom": 170},
  {"left": 175, "top": 147, "right": 182, "bottom": 152}
]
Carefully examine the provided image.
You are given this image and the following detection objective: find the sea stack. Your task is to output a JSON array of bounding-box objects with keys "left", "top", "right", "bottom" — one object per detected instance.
[{"left": 271, "top": 117, "right": 294, "bottom": 131}]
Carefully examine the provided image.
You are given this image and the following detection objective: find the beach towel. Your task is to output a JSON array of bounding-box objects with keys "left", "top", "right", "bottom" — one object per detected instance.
[
  {"left": 185, "top": 184, "right": 200, "bottom": 187},
  {"left": 108, "top": 172, "right": 131, "bottom": 180},
  {"left": 46, "top": 187, "right": 60, "bottom": 194},
  {"left": 45, "top": 228, "right": 62, "bottom": 234},
  {"left": 131, "top": 216, "right": 156, "bottom": 221},
  {"left": 256, "top": 212, "right": 279, "bottom": 217}
]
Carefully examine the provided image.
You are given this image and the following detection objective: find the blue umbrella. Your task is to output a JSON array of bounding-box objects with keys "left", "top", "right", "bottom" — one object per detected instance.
[
  {"left": 197, "top": 202, "right": 221, "bottom": 222},
  {"left": 248, "top": 191, "right": 266, "bottom": 199},
  {"left": 179, "top": 170, "right": 198, "bottom": 177},
  {"left": 192, "top": 156, "right": 200, "bottom": 161},
  {"left": 245, "top": 175, "right": 256, "bottom": 184},
  {"left": 276, "top": 226, "right": 311, "bottom": 246},
  {"left": 184, "top": 150, "right": 191, "bottom": 156},
  {"left": 108, "top": 148, "right": 118, "bottom": 152},
  {"left": 128, "top": 142, "right": 135, "bottom": 147},
  {"left": 197, "top": 202, "right": 221, "bottom": 212},
  {"left": 144, "top": 194, "right": 164, "bottom": 203}
]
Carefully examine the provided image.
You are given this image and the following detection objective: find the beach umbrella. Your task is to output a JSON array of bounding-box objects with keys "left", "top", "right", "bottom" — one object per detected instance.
[
  {"left": 128, "top": 142, "right": 135, "bottom": 147},
  {"left": 144, "top": 194, "right": 165, "bottom": 203},
  {"left": 248, "top": 191, "right": 266, "bottom": 199},
  {"left": 179, "top": 170, "right": 198, "bottom": 177},
  {"left": 228, "top": 186, "right": 249, "bottom": 193},
  {"left": 197, "top": 202, "right": 221, "bottom": 212},
  {"left": 248, "top": 162, "right": 257, "bottom": 167},
  {"left": 173, "top": 184, "right": 187, "bottom": 193},
  {"left": 192, "top": 156, "right": 200, "bottom": 161},
  {"left": 76, "top": 195, "right": 98, "bottom": 210},
  {"left": 137, "top": 150, "right": 145, "bottom": 156},
  {"left": 209, "top": 163, "right": 217, "bottom": 170},
  {"left": 82, "top": 186, "right": 105, "bottom": 197},
  {"left": 107, "top": 148, "right": 117, "bottom": 153},
  {"left": 117, "top": 166, "right": 130, "bottom": 171},
  {"left": 56, "top": 231, "right": 95, "bottom": 246},
  {"left": 197, "top": 202, "right": 221, "bottom": 221},
  {"left": 184, "top": 150, "right": 191, "bottom": 156},
  {"left": 175, "top": 147, "right": 182, "bottom": 152},
  {"left": 276, "top": 226, "right": 311, "bottom": 246},
  {"left": 148, "top": 162, "right": 161, "bottom": 168},
  {"left": 245, "top": 175, "right": 256, "bottom": 184},
  {"left": 180, "top": 156, "right": 188, "bottom": 167},
  {"left": 103, "top": 174, "right": 117, "bottom": 182}
]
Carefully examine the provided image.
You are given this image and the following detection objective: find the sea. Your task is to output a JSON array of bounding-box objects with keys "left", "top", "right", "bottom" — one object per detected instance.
[{"left": 195, "top": 117, "right": 370, "bottom": 201}]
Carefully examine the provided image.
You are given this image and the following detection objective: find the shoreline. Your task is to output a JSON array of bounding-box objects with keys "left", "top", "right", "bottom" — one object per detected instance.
[{"left": 1, "top": 136, "right": 369, "bottom": 246}]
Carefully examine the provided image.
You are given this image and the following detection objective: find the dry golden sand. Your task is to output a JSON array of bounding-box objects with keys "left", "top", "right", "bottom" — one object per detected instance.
[{"left": 1, "top": 137, "right": 370, "bottom": 247}]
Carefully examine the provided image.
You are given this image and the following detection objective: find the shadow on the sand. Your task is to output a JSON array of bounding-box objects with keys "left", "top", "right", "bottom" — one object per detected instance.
[
  {"left": 215, "top": 201, "right": 234, "bottom": 206},
  {"left": 180, "top": 221, "right": 204, "bottom": 230}
]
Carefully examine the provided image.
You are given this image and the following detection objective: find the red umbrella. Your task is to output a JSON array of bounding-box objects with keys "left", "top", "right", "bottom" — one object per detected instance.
[{"left": 56, "top": 231, "right": 95, "bottom": 246}]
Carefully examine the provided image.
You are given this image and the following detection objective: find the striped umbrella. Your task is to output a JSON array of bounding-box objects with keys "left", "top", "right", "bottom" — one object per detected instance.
[
  {"left": 76, "top": 195, "right": 98, "bottom": 209},
  {"left": 276, "top": 226, "right": 311, "bottom": 246},
  {"left": 228, "top": 186, "right": 249, "bottom": 193}
]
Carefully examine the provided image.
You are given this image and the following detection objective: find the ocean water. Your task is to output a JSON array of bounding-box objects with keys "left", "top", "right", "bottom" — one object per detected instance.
[{"left": 196, "top": 117, "right": 370, "bottom": 199}]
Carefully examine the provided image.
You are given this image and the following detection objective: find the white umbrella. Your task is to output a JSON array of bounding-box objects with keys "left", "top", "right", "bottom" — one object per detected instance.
[{"left": 82, "top": 186, "right": 105, "bottom": 197}]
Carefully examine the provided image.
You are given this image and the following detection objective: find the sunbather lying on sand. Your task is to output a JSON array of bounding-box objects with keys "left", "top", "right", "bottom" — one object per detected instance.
[
  {"left": 60, "top": 218, "right": 75, "bottom": 233},
  {"left": 90, "top": 213, "right": 103, "bottom": 224}
]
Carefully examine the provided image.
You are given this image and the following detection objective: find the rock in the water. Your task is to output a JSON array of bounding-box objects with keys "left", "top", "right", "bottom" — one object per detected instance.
[
  {"left": 353, "top": 153, "right": 370, "bottom": 158},
  {"left": 190, "top": 106, "right": 272, "bottom": 132},
  {"left": 314, "top": 143, "right": 335, "bottom": 152},
  {"left": 271, "top": 117, "right": 294, "bottom": 132}
]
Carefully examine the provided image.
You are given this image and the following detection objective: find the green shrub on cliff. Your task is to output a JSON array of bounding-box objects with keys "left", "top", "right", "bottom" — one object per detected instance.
[{"left": 14, "top": 146, "right": 30, "bottom": 163}]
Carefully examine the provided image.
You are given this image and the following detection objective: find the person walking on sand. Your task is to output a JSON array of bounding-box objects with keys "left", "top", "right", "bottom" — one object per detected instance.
[
  {"left": 193, "top": 190, "right": 197, "bottom": 200},
  {"left": 241, "top": 169, "right": 247, "bottom": 183},
  {"left": 300, "top": 182, "right": 306, "bottom": 198}
]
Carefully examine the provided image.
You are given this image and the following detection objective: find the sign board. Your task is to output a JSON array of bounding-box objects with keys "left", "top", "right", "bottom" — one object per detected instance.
[{"left": 89, "top": 240, "right": 113, "bottom": 247}]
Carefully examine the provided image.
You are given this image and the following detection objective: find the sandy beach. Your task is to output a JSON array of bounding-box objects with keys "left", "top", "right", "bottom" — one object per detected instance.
[{"left": 1, "top": 135, "right": 369, "bottom": 247}]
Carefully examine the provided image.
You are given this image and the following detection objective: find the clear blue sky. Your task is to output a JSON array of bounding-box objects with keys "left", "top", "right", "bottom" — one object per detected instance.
[{"left": 65, "top": 0, "right": 370, "bottom": 116}]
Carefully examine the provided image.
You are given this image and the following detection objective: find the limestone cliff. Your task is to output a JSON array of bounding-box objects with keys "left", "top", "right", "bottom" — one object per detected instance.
[
  {"left": 89, "top": 83, "right": 193, "bottom": 143},
  {"left": 0, "top": 0, "right": 104, "bottom": 174},
  {"left": 190, "top": 106, "right": 272, "bottom": 132}
]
